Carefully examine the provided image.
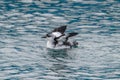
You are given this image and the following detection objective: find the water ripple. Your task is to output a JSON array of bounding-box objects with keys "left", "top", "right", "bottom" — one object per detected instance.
[{"left": 0, "top": 0, "right": 120, "bottom": 80}]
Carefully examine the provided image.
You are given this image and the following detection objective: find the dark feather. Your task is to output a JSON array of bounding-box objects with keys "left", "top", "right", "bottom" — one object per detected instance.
[
  {"left": 52, "top": 25, "right": 67, "bottom": 34},
  {"left": 67, "top": 32, "right": 78, "bottom": 37},
  {"left": 65, "top": 32, "right": 78, "bottom": 42}
]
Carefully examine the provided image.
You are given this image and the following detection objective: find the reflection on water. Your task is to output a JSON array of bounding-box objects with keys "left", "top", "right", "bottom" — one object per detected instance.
[
  {"left": 0, "top": 0, "right": 120, "bottom": 80},
  {"left": 45, "top": 49, "right": 70, "bottom": 79},
  {"left": 46, "top": 49, "right": 69, "bottom": 59}
]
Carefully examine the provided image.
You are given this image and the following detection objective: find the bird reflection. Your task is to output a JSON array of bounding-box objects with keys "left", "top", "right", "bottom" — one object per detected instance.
[
  {"left": 46, "top": 48, "right": 70, "bottom": 60},
  {"left": 44, "top": 49, "right": 73, "bottom": 79}
]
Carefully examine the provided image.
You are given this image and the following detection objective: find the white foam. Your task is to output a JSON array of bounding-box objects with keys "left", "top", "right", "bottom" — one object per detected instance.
[
  {"left": 78, "top": 25, "right": 100, "bottom": 28},
  {"left": 93, "top": 12, "right": 107, "bottom": 16},
  {"left": 34, "top": 16, "right": 46, "bottom": 21},
  {"left": 20, "top": 0, "right": 33, "bottom": 3},
  {"left": 5, "top": 11, "right": 23, "bottom": 17},
  {"left": 51, "top": 17, "right": 68, "bottom": 23},
  {"left": 41, "top": 13, "right": 54, "bottom": 17},
  {"left": 72, "top": 0, "right": 100, "bottom": 4},
  {"left": 72, "top": 0, "right": 83, "bottom": 2},
  {"left": 51, "top": 18, "right": 68, "bottom": 23},
  {"left": 25, "top": 25, "right": 37, "bottom": 28},
  {"left": 0, "top": 23, "right": 5, "bottom": 26},
  {"left": 41, "top": 0, "right": 59, "bottom": 3},
  {"left": 0, "top": 48, "right": 18, "bottom": 53},
  {"left": 22, "top": 14, "right": 33, "bottom": 18},
  {"left": 41, "top": 13, "right": 68, "bottom": 24},
  {"left": 35, "top": 20, "right": 49, "bottom": 25},
  {"left": 16, "top": 27, "right": 26, "bottom": 33},
  {"left": 111, "top": 33, "right": 120, "bottom": 37},
  {"left": 100, "top": 20, "right": 113, "bottom": 25},
  {"left": 0, "top": 15, "right": 5, "bottom": 19},
  {"left": 41, "top": 75, "right": 62, "bottom": 80},
  {"left": 4, "top": 24, "right": 14, "bottom": 28}
]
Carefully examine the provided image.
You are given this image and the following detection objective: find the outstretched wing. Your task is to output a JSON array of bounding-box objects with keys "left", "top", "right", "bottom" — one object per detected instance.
[
  {"left": 67, "top": 32, "right": 78, "bottom": 38},
  {"left": 57, "top": 32, "right": 78, "bottom": 42},
  {"left": 52, "top": 25, "right": 67, "bottom": 34},
  {"left": 42, "top": 25, "right": 67, "bottom": 38},
  {"left": 65, "top": 32, "right": 78, "bottom": 42}
]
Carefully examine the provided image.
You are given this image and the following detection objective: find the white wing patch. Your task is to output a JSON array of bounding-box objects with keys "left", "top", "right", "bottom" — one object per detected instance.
[
  {"left": 57, "top": 35, "right": 66, "bottom": 41},
  {"left": 52, "top": 32, "right": 62, "bottom": 37}
]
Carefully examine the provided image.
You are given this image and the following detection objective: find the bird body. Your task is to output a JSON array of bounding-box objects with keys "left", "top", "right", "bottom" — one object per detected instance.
[{"left": 42, "top": 26, "right": 78, "bottom": 49}]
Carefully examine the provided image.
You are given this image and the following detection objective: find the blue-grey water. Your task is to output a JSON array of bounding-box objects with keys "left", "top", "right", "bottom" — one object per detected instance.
[{"left": 0, "top": 0, "right": 120, "bottom": 80}]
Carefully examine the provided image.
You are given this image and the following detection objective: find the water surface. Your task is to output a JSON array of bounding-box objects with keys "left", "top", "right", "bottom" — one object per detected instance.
[{"left": 0, "top": 0, "right": 120, "bottom": 80}]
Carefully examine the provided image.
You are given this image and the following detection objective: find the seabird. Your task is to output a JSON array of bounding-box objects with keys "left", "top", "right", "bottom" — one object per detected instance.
[{"left": 42, "top": 25, "right": 78, "bottom": 49}]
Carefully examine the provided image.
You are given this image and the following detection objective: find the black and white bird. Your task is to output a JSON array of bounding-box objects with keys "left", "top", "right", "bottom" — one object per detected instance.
[{"left": 42, "top": 25, "right": 78, "bottom": 49}]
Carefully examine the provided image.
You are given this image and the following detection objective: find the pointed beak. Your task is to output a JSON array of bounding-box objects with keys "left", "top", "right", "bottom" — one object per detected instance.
[
  {"left": 41, "top": 33, "right": 51, "bottom": 38},
  {"left": 41, "top": 35, "right": 47, "bottom": 38}
]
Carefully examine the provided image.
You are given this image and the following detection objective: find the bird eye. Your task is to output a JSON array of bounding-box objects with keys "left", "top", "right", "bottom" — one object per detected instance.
[{"left": 47, "top": 34, "right": 51, "bottom": 37}]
